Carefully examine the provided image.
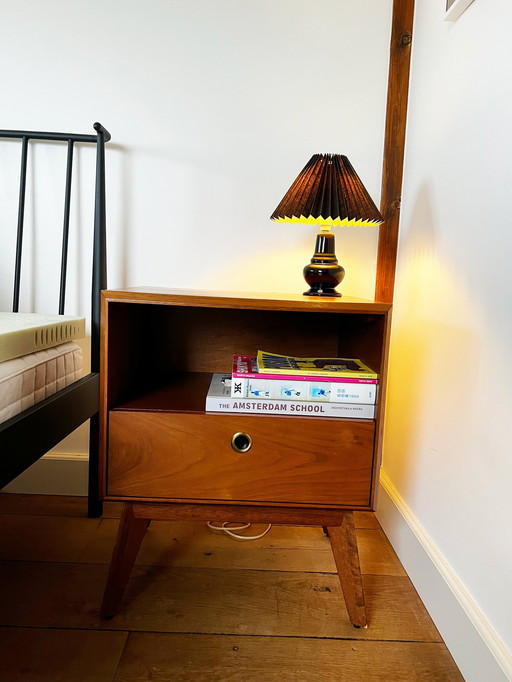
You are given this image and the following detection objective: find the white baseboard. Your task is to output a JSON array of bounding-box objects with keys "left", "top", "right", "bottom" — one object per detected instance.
[
  {"left": 1, "top": 452, "right": 88, "bottom": 496},
  {"left": 377, "top": 468, "right": 512, "bottom": 682}
]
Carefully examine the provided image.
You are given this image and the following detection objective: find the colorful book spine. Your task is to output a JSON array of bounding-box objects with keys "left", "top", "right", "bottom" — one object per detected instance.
[
  {"left": 231, "top": 376, "right": 377, "bottom": 404},
  {"left": 232, "top": 355, "right": 378, "bottom": 384},
  {"left": 256, "top": 350, "right": 378, "bottom": 380},
  {"left": 207, "top": 374, "right": 375, "bottom": 419}
]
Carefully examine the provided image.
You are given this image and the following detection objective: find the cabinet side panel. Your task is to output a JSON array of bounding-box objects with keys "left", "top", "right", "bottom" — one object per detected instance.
[
  {"left": 369, "top": 308, "right": 392, "bottom": 509},
  {"left": 104, "top": 302, "right": 155, "bottom": 406}
]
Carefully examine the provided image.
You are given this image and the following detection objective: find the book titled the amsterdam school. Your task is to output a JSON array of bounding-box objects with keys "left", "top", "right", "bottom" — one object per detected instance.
[
  {"left": 206, "top": 374, "right": 375, "bottom": 419},
  {"left": 256, "top": 351, "right": 378, "bottom": 380}
]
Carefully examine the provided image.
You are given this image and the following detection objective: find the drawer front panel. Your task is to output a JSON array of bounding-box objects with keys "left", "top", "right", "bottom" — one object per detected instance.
[{"left": 107, "top": 411, "right": 375, "bottom": 506}]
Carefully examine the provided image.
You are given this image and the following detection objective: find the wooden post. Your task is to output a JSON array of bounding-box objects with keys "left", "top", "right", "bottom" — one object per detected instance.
[
  {"left": 328, "top": 513, "right": 367, "bottom": 628},
  {"left": 100, "top": 503, "right": 150, "bottom": 619},
  {"left": 375, "top": 0, "right": 415, "bottom": 304}
]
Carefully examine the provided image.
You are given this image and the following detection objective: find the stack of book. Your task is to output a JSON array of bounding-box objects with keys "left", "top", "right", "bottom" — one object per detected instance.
[{"left": 205, "top": 350, "right": 378, "bottom": 419}]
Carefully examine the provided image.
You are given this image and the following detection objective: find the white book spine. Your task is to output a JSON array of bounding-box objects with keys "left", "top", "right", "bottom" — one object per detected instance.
[
  {"left": 231, "top": 377, "right": 249, "bottom": 398},
  {"left": 230, "top": 376, "right": 376, "bottom": 404},
  {"left": 206, "top": 395, "right": 375, "bottom": 419}
]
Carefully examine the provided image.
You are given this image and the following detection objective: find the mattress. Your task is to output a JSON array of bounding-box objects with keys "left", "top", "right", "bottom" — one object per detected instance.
[
  {"left": 0, "top": 342, "right": 83, "bottom": 423},
  {"left": 0, "top": 312, "right": 85, "bottom": 363}
]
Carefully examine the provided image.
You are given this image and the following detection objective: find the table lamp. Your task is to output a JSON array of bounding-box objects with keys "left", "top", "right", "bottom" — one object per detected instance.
[{"left": 270, "top": 153, "right": 383, "bottom": 297}]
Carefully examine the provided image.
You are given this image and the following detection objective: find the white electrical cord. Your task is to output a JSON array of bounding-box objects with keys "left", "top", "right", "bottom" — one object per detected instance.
[{"left": 207, "top": 521, "right": 272, "bottom": 541}]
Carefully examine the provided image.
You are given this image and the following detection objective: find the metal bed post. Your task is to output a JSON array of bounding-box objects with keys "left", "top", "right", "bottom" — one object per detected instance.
[
  {"left": 88, "top": 121, "right": 110, "bottom": 517},
  {"left": 59, "top": 139, "right": 75, "bottom": 315},
  {"left": 12, "top": 136, "right": 29, "bottom": 313}
]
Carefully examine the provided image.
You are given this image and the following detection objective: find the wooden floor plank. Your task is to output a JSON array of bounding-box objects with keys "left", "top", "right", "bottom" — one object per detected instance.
[
  {"left": 353, "top": 511, "right": 380, "bottom": 529},
  {"left": 115, "top": 632, "right": 464, "bottom": 682},
  {"left": 0, "top": 561, "right": 440, "bottom": 642},
  {"left": 0, "top": 494, "right": 463, "bottom": 680},
  {"left": 0, "top": 493, "right": 122, "bottom": 518},
  {"left": 0, "top": 626, "right": 128, "bottom": 682},
  {"left": 358, "top": 527, "right": 406, "bottom": 576},
  {"left": 0, "top": 514, "right": 101, "bottom": 562},
  {"left": 80, "top": 519, "right": 405, "bottom": 576}
]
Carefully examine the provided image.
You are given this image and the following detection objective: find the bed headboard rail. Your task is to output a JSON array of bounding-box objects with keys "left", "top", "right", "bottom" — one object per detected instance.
[{"left": 0, "top": 122, "right": 110, "bottom": 373}]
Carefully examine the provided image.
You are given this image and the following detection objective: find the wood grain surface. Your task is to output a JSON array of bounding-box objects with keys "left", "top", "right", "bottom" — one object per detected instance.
[
  {"left": 107, "top": 411, "right": 374, "bottom": 506},
  {"left": 115, "top": 634, "right": 464, "bottom": 682},
  {"left": 0, "top": 493, "right": 462, "bottom": 680}
]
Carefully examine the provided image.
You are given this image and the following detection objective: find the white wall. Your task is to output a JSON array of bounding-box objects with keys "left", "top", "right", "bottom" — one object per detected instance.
[
  {"left": 1, "top": 0, "right": 391, "bottom": 304},
  {"left": 382, "top": 0, "right": 512, "bottom": 677},
  {"left": 1, "top": 0, "right": 392, "bottom": 458}
]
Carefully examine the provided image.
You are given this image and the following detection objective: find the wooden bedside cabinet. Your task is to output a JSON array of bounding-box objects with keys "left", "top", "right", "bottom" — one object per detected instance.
[{"left": 99, "top": 287, "right": 392, "bottom": 627}]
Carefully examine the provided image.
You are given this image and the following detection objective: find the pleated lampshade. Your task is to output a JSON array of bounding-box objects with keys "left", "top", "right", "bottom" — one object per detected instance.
[{"left": 270, "top": 153, "right": 383, "bottom": 226}]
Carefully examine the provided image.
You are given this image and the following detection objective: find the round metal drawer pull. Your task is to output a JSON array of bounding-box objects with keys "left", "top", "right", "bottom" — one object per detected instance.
[{"left": 231, "top": 432, "right": 252, "bottom": 453}]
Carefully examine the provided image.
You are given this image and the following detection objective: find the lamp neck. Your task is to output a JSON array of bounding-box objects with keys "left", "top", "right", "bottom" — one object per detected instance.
[{"left": 314, "top": 230, "right": 336, "bottom": 259}]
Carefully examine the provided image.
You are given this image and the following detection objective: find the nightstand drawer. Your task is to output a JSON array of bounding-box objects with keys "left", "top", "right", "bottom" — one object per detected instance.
[{"left": 107, "top": 411, "right": 374, "bottom": 506}]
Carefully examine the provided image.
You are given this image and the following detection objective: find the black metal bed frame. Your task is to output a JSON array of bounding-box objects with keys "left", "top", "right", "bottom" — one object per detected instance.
[{"left": 0, "top": 122, "right": 110, "bottom": 517}]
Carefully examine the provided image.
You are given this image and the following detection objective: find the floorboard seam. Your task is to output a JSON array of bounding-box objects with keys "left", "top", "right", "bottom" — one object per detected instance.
[{"left": 0, "top": 624, "right": 444, "bottom": 644}]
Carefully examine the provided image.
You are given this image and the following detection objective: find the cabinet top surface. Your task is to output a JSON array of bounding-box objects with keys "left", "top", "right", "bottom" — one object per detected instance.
[{"left": 102, "top": 287, "right": 392, "bottom": 313}]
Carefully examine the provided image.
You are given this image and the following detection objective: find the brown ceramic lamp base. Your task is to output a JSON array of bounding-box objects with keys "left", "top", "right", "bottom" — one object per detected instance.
[{"left": 303, "top": 231, "right": 345, "bottom": 297}]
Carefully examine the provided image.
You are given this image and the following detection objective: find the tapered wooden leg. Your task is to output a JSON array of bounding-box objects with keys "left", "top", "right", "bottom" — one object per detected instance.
[
  {"left": 100, "top": 502, "right": 149, "bottom": 619},
  {"left": 327, "top": 511, "right": 367, "bottom": 628}
]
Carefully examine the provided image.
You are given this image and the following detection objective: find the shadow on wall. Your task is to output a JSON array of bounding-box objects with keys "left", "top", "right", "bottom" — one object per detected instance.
[{"left": 111, "top": 143, "right": 130, "bottom": 291}]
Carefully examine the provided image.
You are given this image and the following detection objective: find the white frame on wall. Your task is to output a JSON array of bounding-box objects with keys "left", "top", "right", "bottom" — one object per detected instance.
[{"left": 445, "top": 0, "right": 475, "bottom": 22}]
